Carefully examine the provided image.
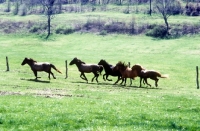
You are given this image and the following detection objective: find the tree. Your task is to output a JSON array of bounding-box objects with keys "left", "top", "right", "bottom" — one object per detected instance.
[
  {"left": 149, "top": 0, "right": 152, "bottom": 15},
  {"left": 41, "top": 0, "right": 56, "bottom": 39},
  {"left": 155, "top": 0, "right": 181, "bottom": 34}
]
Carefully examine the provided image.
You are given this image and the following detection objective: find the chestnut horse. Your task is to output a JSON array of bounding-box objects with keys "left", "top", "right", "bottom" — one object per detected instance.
[
  {"left": 69, "top": 57, "right": 103, "bottom": 83},
  {"left": 98, "top": 59, "right": 121, "bottom": 82},
  {"left": 113, "top": 61, "right": 137, "bottom": 86},
  {"left": 131, "top": 64, "right": 168, "bottom": 87},
  {"left": 21, "top": 57, "right": 62, "bottom": 80}
]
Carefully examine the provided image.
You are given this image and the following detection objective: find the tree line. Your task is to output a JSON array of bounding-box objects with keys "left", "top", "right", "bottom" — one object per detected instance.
[{"left": 1, "top": 0, "right": 200, "bottom": 39}]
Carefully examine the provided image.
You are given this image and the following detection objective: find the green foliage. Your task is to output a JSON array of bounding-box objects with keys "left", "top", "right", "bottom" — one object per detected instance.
[
  {"left": 12, "top": 2, "right": 19, "bottom": 15},
  {"left": 99, "top": 30, "right": 107, "bottom": 35},
  {"left": 146, "top": 25, "right": 168, "bottom": 38},
  {"left": 18, "top": 4, "right": 27, "bottom": 16},
  {"left": 55, "top": 26, "right": 74, "bottom": 35}
]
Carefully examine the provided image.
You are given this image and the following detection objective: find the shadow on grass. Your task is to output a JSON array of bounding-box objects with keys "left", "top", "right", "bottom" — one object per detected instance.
[
  {"left": 21, "top": 78, "right": 50, "bottom": 83},
  {"left": 71, "top": 81, "right": 111, "bottom": 85}
]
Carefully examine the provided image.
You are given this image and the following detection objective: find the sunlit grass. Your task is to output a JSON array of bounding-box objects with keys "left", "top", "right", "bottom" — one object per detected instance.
[{"left": 0, "top": 33, "right": 200, "bottom": 130}]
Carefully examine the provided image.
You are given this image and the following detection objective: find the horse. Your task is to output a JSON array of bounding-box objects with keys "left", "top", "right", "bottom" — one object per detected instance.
[
  {"left": 69, "top": 57, "right": 103, "bottom": 83},
  {"left": 113, "top": 61, "right": 137, "bottom": 86},
  {"left": 98, "top": 59, "right": 122, "bottom": 82},
  {"left": 21, "top": 57, "right": 62, "bottom": 80},
  {"left": 131, "top": 64, "right": 168, "bottom": 87}
]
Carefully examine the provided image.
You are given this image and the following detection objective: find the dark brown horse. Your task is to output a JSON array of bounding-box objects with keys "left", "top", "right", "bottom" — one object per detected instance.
[
  {"left": 21, "top": 57, "right": 62, "bottom": 80},
  {"left": 69, "top": 57, "right": 103, "bottom": 83},
  {"left": 131, "top": 64, "right": 168, "bottom": 87},
  {"left": 98, "top": 59, "right": 121, "bottom": 82},
  {"left": 113, "top": 61, "right": 137, "bottom": 86}
]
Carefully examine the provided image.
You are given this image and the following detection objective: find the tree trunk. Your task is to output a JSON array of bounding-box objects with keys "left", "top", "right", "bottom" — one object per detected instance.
[
  {"left": 149, "top": 0, "right": 152, "bottom": 16},
  {"left": 46, "top": 15, "right": 51, "bottom": 39},
  {"left": 163, "top": 16, "right": 169, "bottom": 34}
]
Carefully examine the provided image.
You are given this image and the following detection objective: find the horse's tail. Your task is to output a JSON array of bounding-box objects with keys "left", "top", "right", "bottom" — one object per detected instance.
[
  {"left": 157, "top": 72, "right": 169, "bottom": 78},
  {"left": 99, "top": 65, "right": 104, "bottom": 75},
  {"left": 51, "top": 64, "right": 62, "bottom": 74}
]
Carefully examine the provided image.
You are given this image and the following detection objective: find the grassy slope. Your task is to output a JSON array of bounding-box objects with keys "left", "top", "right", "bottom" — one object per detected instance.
[{"left": 0, "top": 33, "right": 200, "bottom": 130}]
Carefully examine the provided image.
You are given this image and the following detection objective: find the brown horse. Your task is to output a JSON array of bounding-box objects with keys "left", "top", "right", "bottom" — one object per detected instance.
[
  {"left": 21, "top": 57, "right": 62, "bottom": 80},
  {"left": 69, "top": 57, "right": 103, "bottom": 83},
  {"left": 131, "top": 64, "right": 168, "bottom": 87},
  {"left": 113, "top": 61, "right": 137, "bottom": 86}
]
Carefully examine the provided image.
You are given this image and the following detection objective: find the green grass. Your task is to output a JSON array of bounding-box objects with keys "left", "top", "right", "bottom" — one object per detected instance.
[{"left": 0, "top": 33, "right": 200, "bottom": 130}]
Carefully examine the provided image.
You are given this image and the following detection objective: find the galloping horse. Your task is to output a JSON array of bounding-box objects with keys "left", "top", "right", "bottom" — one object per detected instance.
[
  {"left": 131, "top": 64, "right": 168, "bottom": 87},
  {"left": 21, "top": 57, "right": 62, "bottom": 80},
  {"left": 69, "top": 57, "right": 103, "bottom": 83},
  {"left": 113, "top": 61, "right": 137, "bottom": 86},
  {"left": 98, "top": 59, "right": 121, "bottom": 82}
]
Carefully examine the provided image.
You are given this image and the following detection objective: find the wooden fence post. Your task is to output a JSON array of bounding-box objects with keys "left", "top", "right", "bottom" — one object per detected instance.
[
  {"left": 196, "top": 66, "right": 199, "bottom": 89},
  {"left": 65, "top": 60, "right": 68, "bottom": 79},
  {"left": 6, "top": 56, "right": 9, "bottom": 71},
  {"left": 128, "top": 62, "right": 132, "bottom": 85}
]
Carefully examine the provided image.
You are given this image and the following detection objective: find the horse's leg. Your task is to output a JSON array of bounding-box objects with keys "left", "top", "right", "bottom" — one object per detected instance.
[
  {"left": 144, "top": 78, "right": 151, "bottom": 87},
  {"left": 95, "top": 73, "right": 99, "bottom": 83},
  {"left": 150, "top": 77, "right": 159, "bottom": 87},
  {"left": 80, "top": 73, "right": 88, "bottom": 83},
  {"left": 33, "top": 70, "right": 38, "bottom": 79},
  {"left": 123, "top": 78, "right": 127, "bottom": 86},
  {"left": 139, "top": 77, "right": 142, "bottom": 87},
  {"left": 103, "top": 74, "right": 106, "bottom": 81},
  {"left": 154, "top": 78, "right": 159, "bottom": 87},
  {"left": 50, "top": 72, "right": 56, "bottom": 79},
  {"left": 120, "top": 78, "right": 124, "bottom": 85},
  {"left": 114, "top": 77, "right": 122, "bottom": 85},
  {"left": 130, "top": 78, "right": 132, "bottom": 86},
  {"left": 105, "top": 74, "right": 112, "bottom": 81}
]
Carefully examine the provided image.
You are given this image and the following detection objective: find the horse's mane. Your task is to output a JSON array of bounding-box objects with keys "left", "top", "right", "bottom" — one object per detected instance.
[
  {"left": 99, "top": 59, "right": 110, "bottom": 66},
  {"left": 76, "top": 58, "right": 86, "bottom": 64},
  {"left": 29, "top": 58, "right": 37, "bottom": 63},
  {"left": 116, "top": 61, "right": 128, "bottom": 70}
]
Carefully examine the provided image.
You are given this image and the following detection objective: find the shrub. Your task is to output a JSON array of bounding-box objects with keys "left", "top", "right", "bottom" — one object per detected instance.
[
  {"left": 99, "top": 30, "right": 107, "bottom": 36},
  {"left": 55, "top": 26, "right": 74, "bottom": 35},
  {"left": 18, "top": 4, "right": 27, "bottom": 16},
  {"left": 29, "top": 26, "right": 40, "bottom": 33},
  {"left": 146, "top": 25, "right": 168, "bottom": 38},
  {"left": 13, "top": 2, "right": 19, "bottom": 15}
]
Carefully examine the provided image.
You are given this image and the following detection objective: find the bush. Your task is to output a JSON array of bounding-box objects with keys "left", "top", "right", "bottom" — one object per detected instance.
[
  {"left": 18, "top": 4, "right": 27, "bottom": 16},
  {"left": 29, "top": 26, "right": 40, "bottom": 33},
  {"left": 55, "top": 26, "right": 74, "bottom": 35},
  {"left": 146, "top": 25, "right": 168, "bottom": 38},
  {"left": 99, "top": 30, "right": 107, "bottom": 36}
]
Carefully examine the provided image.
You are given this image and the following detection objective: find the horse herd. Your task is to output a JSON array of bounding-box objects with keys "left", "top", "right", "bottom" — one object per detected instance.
[{"left": 21, "top": 57, "right": 168, "bottom": 87}]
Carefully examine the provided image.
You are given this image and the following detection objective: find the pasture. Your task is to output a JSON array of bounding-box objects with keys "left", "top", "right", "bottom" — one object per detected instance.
[{"left": 0, "top": 33, "right": 200, "bottom": 130}]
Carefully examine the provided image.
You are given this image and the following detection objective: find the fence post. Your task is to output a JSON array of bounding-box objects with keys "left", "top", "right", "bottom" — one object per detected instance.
[
  {"left": 196, "top": 66, "right": 199, "bottom": 89},
  {"left": 65, "top": 60, "right": 68, "bottom": 79},
  {"left": 6, "top": 56, "right": 9, "bottom": 71},
  {"left": 128, "top": 62, "right": 132, "bottom": 85}
]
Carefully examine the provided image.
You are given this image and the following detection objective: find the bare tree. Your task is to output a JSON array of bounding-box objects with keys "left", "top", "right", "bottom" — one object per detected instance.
[
  {"left": 149, "top": 0, "right": 152, "bottom": 15},
  {"left": 41, "top": 0, "right": 56, "bottom": 39},
  {"left": 155, "top": 0, "right": 181, "bottom": 34}
]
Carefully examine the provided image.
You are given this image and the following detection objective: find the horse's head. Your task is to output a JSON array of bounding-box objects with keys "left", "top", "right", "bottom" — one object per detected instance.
[
  {"left": 69, "top": 57, "right": 78, "bottom": 65},
  {"left": 131, "top": 64, "right": 145, "bottom": 73},
  {"left": 21, "top": 57, "right": 37, "bottom": 66},
  {"left": 21, "top": 57, "right": 27, "bottom": 65},
  {"left": 70, "top": 57, "right": 85, "bottom": 65},
  {"left": 98, "top": 59, "right": 106, "bottom": 65}
]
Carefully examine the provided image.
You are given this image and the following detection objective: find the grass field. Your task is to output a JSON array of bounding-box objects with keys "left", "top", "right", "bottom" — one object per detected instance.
[{"left": 0, "top": 33, "right": 200, "bottom": 130}]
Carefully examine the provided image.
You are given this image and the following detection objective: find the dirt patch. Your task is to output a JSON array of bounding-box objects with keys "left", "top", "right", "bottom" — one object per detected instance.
[{"left": 0, "top": 91, "right": 22, "bottom": 96}]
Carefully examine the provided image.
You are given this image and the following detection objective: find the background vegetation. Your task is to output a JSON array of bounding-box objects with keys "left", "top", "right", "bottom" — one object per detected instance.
[
  {"left": 0, "top": 0, "right": 200, "bottom": 38},
  {"left": 0, "top": 0, "right": 200, "bottom": 130}
]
